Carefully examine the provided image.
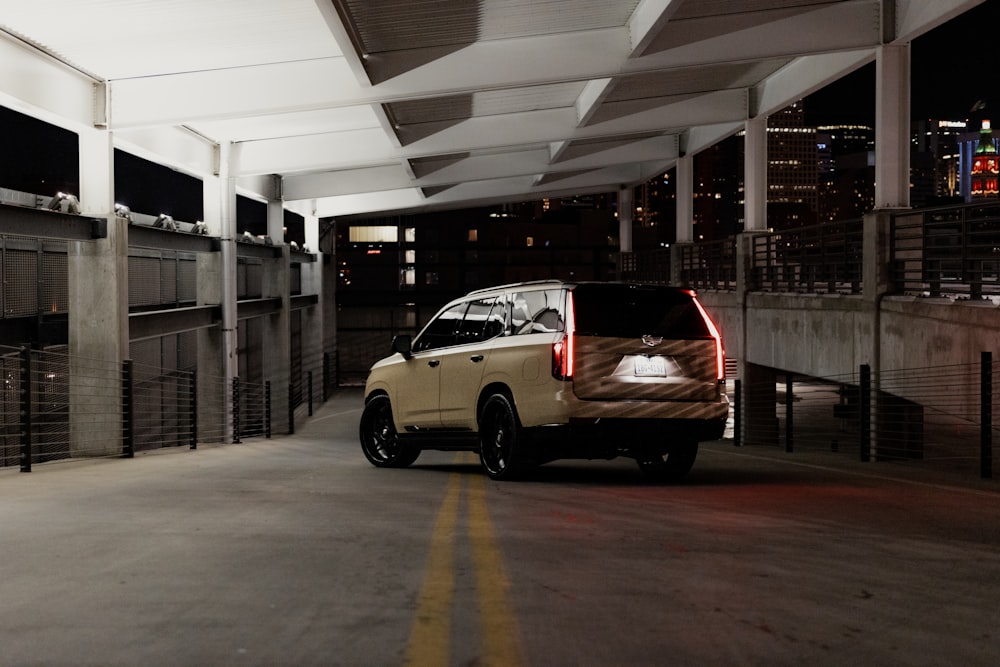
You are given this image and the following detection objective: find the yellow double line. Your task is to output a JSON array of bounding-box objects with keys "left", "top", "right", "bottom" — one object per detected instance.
[{"left": 404, "top": 456, "right": 525, "bottom": 666}]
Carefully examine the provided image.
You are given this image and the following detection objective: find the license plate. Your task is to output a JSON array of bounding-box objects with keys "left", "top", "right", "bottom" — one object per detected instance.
[{"left": 634, "top": 356, "right": 667, "bottom": 377}]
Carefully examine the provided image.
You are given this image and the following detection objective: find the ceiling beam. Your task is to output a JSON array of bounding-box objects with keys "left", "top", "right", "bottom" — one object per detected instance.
[{"left": 107, "top": 2, "right": 882, "bottom": 131}]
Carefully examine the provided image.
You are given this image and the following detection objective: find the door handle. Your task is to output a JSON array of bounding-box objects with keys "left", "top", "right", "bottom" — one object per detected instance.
[
  {"left": 428, "top": 360, "right": 440, "bottom": 367},
  {"left": 470, "top": 355, "right": 484, "bottom": 363}
]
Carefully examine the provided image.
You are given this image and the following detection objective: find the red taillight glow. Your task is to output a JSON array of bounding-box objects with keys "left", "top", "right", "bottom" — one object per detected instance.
[
  {"left": 691, "top": 296, "right": 725, "bottom": 382},
  {"left": 552, "top": 291, "right": 575, "bottom": 380}
]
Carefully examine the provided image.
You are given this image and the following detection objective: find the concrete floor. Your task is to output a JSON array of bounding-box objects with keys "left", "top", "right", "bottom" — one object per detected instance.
[{"left": 1, "top": 389, "right": 999, "bottom": 666}]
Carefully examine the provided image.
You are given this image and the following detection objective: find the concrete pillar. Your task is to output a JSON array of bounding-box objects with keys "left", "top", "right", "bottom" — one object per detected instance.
[
  {"left": 670, "top": 155, "right": 695, "bottom": 286},
  {"left": 267, "top": 176, "right": 284, "bottom": 245},
  {"left": 263, "top": 189, "right": 291, "bottom": 433},
  {"left": 197, "top": 142, "right": 238, "bottom": 442},
  {"left": 618, "top": 187, "right": 633, "bottom": 253},
  {"left": 741, "top": 362, "right": 778, "bottom": 446},
  {"left": 294, "top": 213, "right": 325, "bottom": 410},
  {"left": 862, "top": 210, "right": 895, "bottom": 461},
  {"left": 68, "top": 126, "right": 125, "bottom": 456},
  {"left": 675, "top": 155, "right": 694, "bottom": 243},
  {"left": 744, "top": 115, "right": 768, "bottom": 232},
  {"left": 874, "top": 44, "right": 911, "bottom": 210}
]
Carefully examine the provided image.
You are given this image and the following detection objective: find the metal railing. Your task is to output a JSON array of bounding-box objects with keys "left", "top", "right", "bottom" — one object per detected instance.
[
  {"left": 0, "top": 345, "right": 338, "bottom": 471},
  {"left": 679, "top": 238, "right": 737, "bottom": 291},
  {"left": 735, "top": 353, "right": 997, "bottom": 479},
  {"left": 750, "top": 219, "right": 863, "bottom": 294},
  {"left": 890, "top": 202, "right": 1000, "bottom": 301}
]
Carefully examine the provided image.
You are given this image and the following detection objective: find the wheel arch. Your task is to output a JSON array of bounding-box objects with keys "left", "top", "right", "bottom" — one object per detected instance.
[
  {"left": 476, "top": 382, "right": 515, "bottom": 425},
  {"left": 364, "top": 388, "right": 389, "bottom": 404}
]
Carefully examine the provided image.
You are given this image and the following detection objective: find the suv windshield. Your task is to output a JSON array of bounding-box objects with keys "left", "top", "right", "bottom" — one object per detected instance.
[{"left": 571, "top": 284, "right": 710, "bottom": 339}]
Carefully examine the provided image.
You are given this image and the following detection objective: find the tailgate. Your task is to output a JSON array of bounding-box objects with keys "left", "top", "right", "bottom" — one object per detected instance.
[{"left": 572, "top": 336, "right": 719, "bottom": 401}]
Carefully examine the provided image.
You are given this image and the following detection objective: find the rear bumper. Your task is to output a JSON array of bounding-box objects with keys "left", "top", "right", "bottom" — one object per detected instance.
[{"left": 524, "top": 412, "right": 728, "bottom": 463}]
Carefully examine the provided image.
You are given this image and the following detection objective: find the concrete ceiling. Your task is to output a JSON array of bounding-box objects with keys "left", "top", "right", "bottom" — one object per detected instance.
[{"left": 0, "top": 0, "right": 983, "bottom": 220}]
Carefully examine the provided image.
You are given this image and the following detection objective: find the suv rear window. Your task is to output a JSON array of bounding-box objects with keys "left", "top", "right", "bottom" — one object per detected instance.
[{"left": 571, "top": 284, "right": 710, "bottom": 339}]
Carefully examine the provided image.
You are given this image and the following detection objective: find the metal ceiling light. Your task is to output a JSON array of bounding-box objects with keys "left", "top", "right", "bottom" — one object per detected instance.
[
  {"left": 47, "top": 192, "right": 80, "bottom": 214},
  {"left": 153, "top": 213, "right": 177, "bottom": 230}
]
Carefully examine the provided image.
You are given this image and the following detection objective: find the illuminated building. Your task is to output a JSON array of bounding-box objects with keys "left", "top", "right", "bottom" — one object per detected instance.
[{"left": 968, "top": 120, "right": 999, "bottom": 199}]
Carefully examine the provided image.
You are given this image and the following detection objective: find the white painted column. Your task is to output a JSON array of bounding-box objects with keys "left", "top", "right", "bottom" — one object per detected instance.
[
  {"left": 263, "top": 181, "right": 291, "bottom": 432},
  {"left": 199, "top": 142, "right": 238, "bottom": 442},
  {"left": 69, "top": 126, "right": 125, "bottom": 456},
  {"left": 874, "top": 43, "right": 911, "bottom": 210},
  {"left": 619, "top": 187, "right": 633, "bottom": 253},
  {"left": 300, "top": 212, "right": 325, "bottom": 406},
  {"left": 267, "top": 175, "right": 284, "bottom": 245},
  {"left": 675, "top": 155, "right": 694, "bottom": 243},
  {"left": 744, "top": 115, "right": 768, "bottom": 231}
]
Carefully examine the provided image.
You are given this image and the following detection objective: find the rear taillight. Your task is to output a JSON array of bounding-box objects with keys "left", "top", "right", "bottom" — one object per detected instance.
[
  {"left": 552, "top": 290, "right": 575, "bottom": 380},
  {"left": 690, "top": 293, "right": 725, "bottom": 382}
]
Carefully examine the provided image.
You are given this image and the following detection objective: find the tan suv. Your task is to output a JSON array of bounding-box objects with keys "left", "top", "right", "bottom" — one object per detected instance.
[{"left": 360, "top": 281, "right": 728, "bottom": 481}]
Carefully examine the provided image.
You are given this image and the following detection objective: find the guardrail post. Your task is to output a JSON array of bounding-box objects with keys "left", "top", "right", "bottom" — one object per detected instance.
[
  {"left": 265, "top": 381, "right": 272, "bottom": 439},
  {"left": 232, "top": 377, "right": 241, "bottom": 444},
  {"left": 982, "top": 351, "right": 992, "bottom": 479},
  {"left": 19, "top": 346, "right": 31, "bottom": 473},
  {"left": 308, "top": 371, "right": 314, "bottom": 417},
  {"left": 122, "top": 360, "right": 135, "bottom": 458},
  {"left": 323, "top": 353, "right": 330, "bottom": 402},
  {"left": 189, "top": 370, "right": 197, "bottom": 449},
  {"left": 785, "top": 374, "right": 794, "bottom": 453},
  {"left": 859, "top": 364, "right": 871, "bottom": 462},
  {"left": 733, "top": 379, "right": 742, "bottom": 447}
]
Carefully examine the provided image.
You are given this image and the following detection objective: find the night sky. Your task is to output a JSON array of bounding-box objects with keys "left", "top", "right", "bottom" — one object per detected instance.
[
  {"left": 806, "top": 1, "right": 1000, "bottom": 126},
  {"left": 1, "top": 2, "right": 997, "bottom": 209}
]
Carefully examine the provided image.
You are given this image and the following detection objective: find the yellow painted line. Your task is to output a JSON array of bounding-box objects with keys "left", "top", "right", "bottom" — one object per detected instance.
[
  {"left": 404, "top": 452, "right": 525, "bottom": 666},
  {"left": 404, "top": 472, "right": 462, "bottom": 667},
  {"left": 468, "top": 472, "right": 525, "bottom": 667}
]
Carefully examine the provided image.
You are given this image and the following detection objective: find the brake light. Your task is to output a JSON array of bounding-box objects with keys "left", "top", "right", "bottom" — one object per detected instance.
[
  {"left": 552, "top": 291, "right": 575, "bottom": 380},
  {"left": 691, "top": 295, "right": 725, "bottom": 382}
]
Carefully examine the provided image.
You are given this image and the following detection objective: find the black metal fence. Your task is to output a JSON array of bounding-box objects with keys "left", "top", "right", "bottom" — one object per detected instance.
[
  {"left": 0, "top": 344, "right": 337, "bottom": 471},
  {"left": 890, "top": 203, "right": 1000, "bottom": 300},
  {"left": 750, "top": 219, "right": 864, "bottom": 294},
  {"left": 619, "top": 202, "right": 1000, "bottom": 301},
  {"left": 734, "top": 353, "right": 998, "bottom": 479}
]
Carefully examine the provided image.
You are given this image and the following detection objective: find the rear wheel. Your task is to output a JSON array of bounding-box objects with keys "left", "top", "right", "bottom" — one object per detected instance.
[
  {"left": 478, "top": 394, "right": 525, "bottom": 480},
  {"left": 359, "top": 395, "right": 420, "bottom": 468},
  {"left": 637, "top": 441, "right": 698, "bottom": 482}
]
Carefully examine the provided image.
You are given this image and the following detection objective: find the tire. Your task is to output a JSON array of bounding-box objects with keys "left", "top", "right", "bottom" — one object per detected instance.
[
  {"left": 359, "top": 395, "right": 420, "bottom": 468},
  {"left": 478, "top": 393, "right": 525, "bottom": 480},
  {"left": 636, "top": 441, "right": 698, "bottom": 482}
]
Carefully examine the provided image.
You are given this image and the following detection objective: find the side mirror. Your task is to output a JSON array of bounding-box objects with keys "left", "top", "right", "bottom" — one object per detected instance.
[{"left": 391, "top": 334, "right": 413, "bottom": 359}]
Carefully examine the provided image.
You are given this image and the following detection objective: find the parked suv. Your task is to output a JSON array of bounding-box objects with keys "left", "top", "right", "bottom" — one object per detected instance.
[{"left": 360, "top": 281, "right": 728, "bottom": 481}]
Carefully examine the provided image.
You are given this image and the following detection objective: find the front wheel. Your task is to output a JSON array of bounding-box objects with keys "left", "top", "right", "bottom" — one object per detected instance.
[
  {"left": 636, "top": 442, "right": 698, "bottom": 482},
  {"left": 478, "top": 394, "right": 525, "bottom": 480},
  {"left": 359, "top": 395, "right": 420, "bottom": 468}
]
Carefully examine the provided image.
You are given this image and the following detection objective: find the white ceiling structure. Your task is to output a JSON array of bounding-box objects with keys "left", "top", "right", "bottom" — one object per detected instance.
[{"left": 0, "top": 0, "right": 984, "bottom": 221}]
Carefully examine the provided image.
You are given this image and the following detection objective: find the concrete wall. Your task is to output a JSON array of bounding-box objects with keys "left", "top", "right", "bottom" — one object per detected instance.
[{"left": 696, "top": 290, "right": 999, "bottom": 412}]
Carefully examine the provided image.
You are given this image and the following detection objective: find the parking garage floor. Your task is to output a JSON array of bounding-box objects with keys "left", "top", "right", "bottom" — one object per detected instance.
[{"left": 1, "top": 389, "right": 999, "bottom": 666}]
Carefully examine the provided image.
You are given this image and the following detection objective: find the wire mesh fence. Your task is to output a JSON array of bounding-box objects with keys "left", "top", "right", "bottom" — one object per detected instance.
[{"left": 733, "top": 355, "right": 998, "bottom": 479}]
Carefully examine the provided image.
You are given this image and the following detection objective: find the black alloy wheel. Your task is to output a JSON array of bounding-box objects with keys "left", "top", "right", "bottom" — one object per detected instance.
[
  {"left": 478, "top": 393, "right": 523, "bottom": 480},
  {"left": 359, "top": 395, "right": 420, "bottom": 468},
  {"left": 636, "top": 441, "right": 699, "bottom": 482}
]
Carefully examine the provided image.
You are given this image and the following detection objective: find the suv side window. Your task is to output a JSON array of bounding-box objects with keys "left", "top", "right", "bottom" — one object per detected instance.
[
  {"left": 511, "top": 289, "right": 564, "bottom": 335},
  {"left": 414, "top": 302, "right": 468, "bottom": 352},
  {"left": 414, "top": 296, "right": 506, "bottom": 352},
  {"left": 456, "top": 296, "right": 500, "bottom": 345}
]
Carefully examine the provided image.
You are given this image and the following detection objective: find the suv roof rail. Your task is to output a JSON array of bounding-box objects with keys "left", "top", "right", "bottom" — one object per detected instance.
[{"left": 466, "top": 279, "right": 565, "bottom": 296}]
